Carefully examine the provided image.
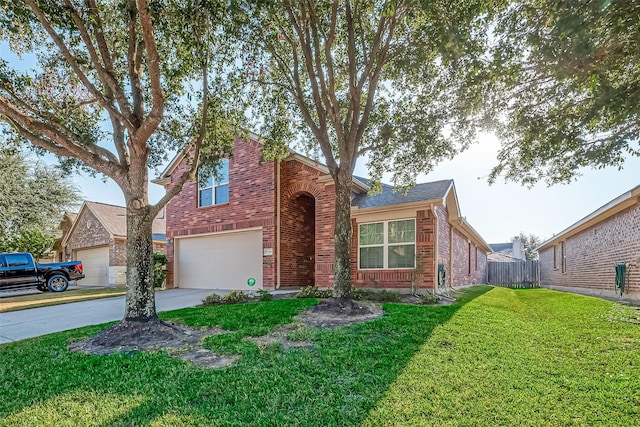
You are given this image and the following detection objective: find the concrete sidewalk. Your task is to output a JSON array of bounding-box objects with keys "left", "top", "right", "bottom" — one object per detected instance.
[{"left": 0, "top": 288, "right": 220, "bottom": 344}]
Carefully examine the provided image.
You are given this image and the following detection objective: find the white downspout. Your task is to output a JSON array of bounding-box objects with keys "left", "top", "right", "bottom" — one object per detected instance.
[{"left": 276, "top": 159, "right": 281, "bottom": 289}]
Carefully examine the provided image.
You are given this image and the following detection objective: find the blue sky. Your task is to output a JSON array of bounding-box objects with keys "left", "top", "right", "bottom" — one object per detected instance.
[{"left": 2, "top": 43, "right": 638, "bottom": 244}]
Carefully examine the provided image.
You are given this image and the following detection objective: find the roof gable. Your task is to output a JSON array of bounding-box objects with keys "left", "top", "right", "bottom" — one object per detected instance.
[
  {"left": 85, "top": 201, "right": 129, "bottom": 237},
  {"left": 63, "top": 201, "right": 166, "bottom": 246},
  {"left": 153, "top": 136, "right": 370, "bottom": 193}
]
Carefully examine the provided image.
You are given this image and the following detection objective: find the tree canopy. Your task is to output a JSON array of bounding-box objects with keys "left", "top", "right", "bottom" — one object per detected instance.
[
  {"left": 484, "top": 0, "right": 640, "bottom": 185},
  {"left": 236, "top": 0, "right": 492, "bottom": 297},
  {"left": 0, "top": 149, "right": 80, "bottom": 255},
  {"left": 0, "top": 0, "right": 243, "bottom": 345}
]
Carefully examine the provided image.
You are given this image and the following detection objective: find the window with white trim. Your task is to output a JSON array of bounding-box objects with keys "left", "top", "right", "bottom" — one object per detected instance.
[
  {"left": 198, "top": 159, "right": 229, "bottom": 207},
  {"left": 359, "top": 219, "right": 415, "bottom": 269}
]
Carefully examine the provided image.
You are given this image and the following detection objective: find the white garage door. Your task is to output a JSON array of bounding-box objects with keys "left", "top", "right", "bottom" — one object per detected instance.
[
  {"left": 176, "top": 229, "right": 263, "bottom": 290},
  {"left": 76, "top": 246, "right": 109, "bottom": 286}
]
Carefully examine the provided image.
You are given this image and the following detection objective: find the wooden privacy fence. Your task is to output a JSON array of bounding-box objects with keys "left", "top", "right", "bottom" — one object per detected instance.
[{"left": 488, "top": 261, "right": 539, "bottom": 288}]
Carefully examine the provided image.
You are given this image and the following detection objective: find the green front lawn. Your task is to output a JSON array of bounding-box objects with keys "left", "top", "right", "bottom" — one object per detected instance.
[{"left": 1, "top": 286, "right": 639, "bottom": 426}]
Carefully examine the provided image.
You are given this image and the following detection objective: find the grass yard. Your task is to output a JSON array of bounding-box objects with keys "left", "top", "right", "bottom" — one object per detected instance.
[
  {"left": 0, "top": 287, "right": 126, "bottom": 313},
  {"left": 1, "top": 286, "right": 639, "bottom": 426}
]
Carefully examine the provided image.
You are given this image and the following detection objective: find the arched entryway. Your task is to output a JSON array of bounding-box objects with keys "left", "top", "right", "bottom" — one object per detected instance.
[{"left": 280, "top": 191, "right": 316, "bottom": 287}]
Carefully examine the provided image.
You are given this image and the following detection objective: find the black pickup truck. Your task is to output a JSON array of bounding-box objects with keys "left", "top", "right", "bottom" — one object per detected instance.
[{"left": 0, "top": 252, "right": 85, "bottom": 292}]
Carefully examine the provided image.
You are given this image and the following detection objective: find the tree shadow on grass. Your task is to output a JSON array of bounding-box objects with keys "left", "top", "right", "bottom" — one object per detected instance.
[{"left": 0, "top": 286, "right": 493, "bottom": 426}]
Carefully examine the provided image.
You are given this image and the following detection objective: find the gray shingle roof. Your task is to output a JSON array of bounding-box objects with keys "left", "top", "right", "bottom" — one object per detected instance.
[{"left": 351, "top": 179, "right": 453, "bottom": 209}]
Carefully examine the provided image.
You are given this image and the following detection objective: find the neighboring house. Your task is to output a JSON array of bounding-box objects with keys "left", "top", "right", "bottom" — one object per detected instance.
[
  {"left": 536, "top": 185, "right": 640, "bottom": 301},
  {"left": 154, "top": 137, "right": 491, "bottom": 293},
  {"left": 61, "top": 201, "right": 166, "bottom": 287},
  {"left": 50, "top": 211, "right": 78, "bottom": 262},
  {"left": 488, "top": 239, "right": 524, "bottom": 262}
]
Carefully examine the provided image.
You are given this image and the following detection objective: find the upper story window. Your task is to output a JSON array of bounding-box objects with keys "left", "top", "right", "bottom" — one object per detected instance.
[
  {"left": 198, "top": 159, "right": 229, "bottom": 207},
  {"left": 359, "top": 219, "right": 415, "bottom": 269}
]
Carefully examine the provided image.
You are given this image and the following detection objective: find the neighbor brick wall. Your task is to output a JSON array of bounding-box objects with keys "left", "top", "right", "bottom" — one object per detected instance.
[
  {"left": 279, "top": 158, "right": 336, "bottom": 288},
  {"left": 65, "top": 208, "right": 111, "bottom": 257},
  {"left": 110, "top": 239, "right": 166, "bottom": 267},
  {"left": 540, "top": 202, "right": 640, "bottom": 298},
  {"left": 111, "top": 240, "right": 127, "bottom": 266},
  {"left": 351, "top": 208, "right": 436, "bottom": 292},
  {"left": 164, "top": 137, "right": 277, "bottom": 289}
]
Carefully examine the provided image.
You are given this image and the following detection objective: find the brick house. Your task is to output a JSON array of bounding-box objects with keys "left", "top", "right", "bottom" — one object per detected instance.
[
  {"left": 537, "top": 185, "right": 640, "bottom": 301},
  {"left": 61, "top": 201, "right": 166, "bottom": 287},
  {"left": 154, "top": 137, "right": 491, "bottom": 293}
]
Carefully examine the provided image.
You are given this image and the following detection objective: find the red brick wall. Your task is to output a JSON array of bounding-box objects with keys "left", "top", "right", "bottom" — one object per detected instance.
[
  {"left": 450, "top": 227, "right": 487, "bottom": 287},
  {"left": 435, "top": 205, "right": 451, "bottom": 286},
  {"left": 351, "top": 209, "right": 436, "bottom": 292},
  {"left": 279, "top": 159, "right": 336, "bottom": 288},
  {"left": 539, "top": 202, "right": 640, "bottom": 298},
  {"left": 451, "top": 228, "right": 469, "bottom": 286},
  {"left": 163, "top": 138, "right": 276, "bottom": 289},
  {"left": 280, "top": 192, "right": 315, "bottom": 286},
  {"left": 474, "top": 245, "right": 488, "bottom": 284}
]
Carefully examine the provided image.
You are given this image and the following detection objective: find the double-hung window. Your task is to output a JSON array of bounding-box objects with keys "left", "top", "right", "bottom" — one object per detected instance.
[
  {"left": 359, "top": 219, "right": 415, "bottom": 269},
  {"left": 198, "top": 159, "right": 229, "bottom": 207}
]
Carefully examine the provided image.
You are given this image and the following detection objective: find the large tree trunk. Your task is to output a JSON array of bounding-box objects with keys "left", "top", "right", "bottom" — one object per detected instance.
[
  {"left": 123, "top": 202, "right": 157, "bottom": 321},
  {"left": 332, "top": 169, "right": 353, "bottom": 298},
  {"left": 71, "top": 198, "right": 180, "bottom": 354}
]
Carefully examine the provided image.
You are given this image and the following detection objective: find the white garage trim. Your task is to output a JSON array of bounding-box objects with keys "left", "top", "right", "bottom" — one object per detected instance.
[
  {"left": 175, "top": 227, "right": 263, "bottom": 290},
  {"left": 75, "top": 246, "right": 110, "bottom": 287}
]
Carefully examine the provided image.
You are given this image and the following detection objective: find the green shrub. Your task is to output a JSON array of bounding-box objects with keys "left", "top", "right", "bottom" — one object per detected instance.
[
  {"left": 153, "top": 253, "right": 167, "bottom": 288},
  {"left": 296, "top": 286, "right": 332, "bottom": 299},
  {"left": 418, "top": 294, "right": 440, "bottom": 305},
  {"left": 203, "top": 291, "right": 250, "bottom": 306},
  {"left": 3, "top": 229, "right": 55, "bottom": 260},
  {"left": 202, "top": 293, "right": 222, "bottom": 306},
  {"left": 222, "top": 290, "right": 249, "bottom": 304},
  {"left": 350, "top": 288, "right": 364, "bottom": 300},
  {"left": 257, "top": 289, "right": 273, "bottom": 301}
]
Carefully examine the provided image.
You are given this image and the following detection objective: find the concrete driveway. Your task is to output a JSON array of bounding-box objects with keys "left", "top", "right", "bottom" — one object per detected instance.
[{"left": 0, "top": 288, "right": 222, "bottom": 344}]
